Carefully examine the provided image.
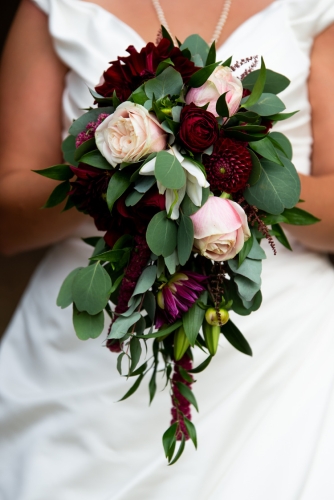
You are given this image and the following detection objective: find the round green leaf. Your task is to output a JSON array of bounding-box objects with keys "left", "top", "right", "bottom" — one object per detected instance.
[
  {"left": 72, "top": 262, "right": 111, "bottom": 315},
  {"left": 56, "top": 267, "right": 83, "bottom": 309},
  {"left": 146, "top": 211, "right": 178, "bottom": 257},
  {"left": 73, "top": 305, "right": 104, "bottom": 340},
  {"left": 154, "top": 151, "right": 186, "bottom": 190}
]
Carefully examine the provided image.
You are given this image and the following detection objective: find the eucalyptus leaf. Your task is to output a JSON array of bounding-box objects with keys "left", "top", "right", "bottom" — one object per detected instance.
[
  {"left": 132, "top": 266, "right": 157, "bottom": 296},
  {"left": 72, "top": 262, "right": 111, "bottom": 315},
  {"left": 146, "top": 211, "right": 178, "bottom": 257},
  {"left": 134, "top": 175, "right": 156, "bottom": 193},
  {"left": 73, "top": 305, "right": 104, "bottom": 340},
  {"left": 177, "top": 212, "right": 194, "bottom": 266},
  {"left": 56, "top": 267, "right": 82, "bottom": 309},
  {"left": 238, "top": 234, "right": 254, "bottom": 267},
  {"left": 249, "top": 137, "right": 283, "bottom": 166},
  {"left": 180, "top": 34, "right": 209, "bottom": 66},
  {"left": 248, "top": 236, "right": 267, "bottom": 260},
  {"left": 234, "top": 275, "right": 261, "bottom": 302},
  {"left": 130, "top": 85, "right": 148, "bottom": 105},
  {"left": 269, "top": 132, "right": 293, "bottom": 160},
  {"left": 248, "top": 150, "right": 262, "bottom": 186},
  {"left": 125, "top": 190, "right": 144, "bottom": 206},
  {"left": 154, "top": 151, "right": 186, "bottom": 189},
  {"left": 164, "top": 250, "right": 179, "bottom": 274},
  {"left": 242, "top": 68, "right": 290, "bottom": 95},
  {"left": 244, "top": 93, "right": 286, "bottom": 116},
  {"left": 244, "top": 158, "right": 300, "bottom": 215},
  {"left": 108, "top": 312, "right": 142, "bottom": 339},
  {"left": 145, "top": 66, "right": 183, "bottom": 99},
  {"left": 229, "top": 258, "right": 262, "bottom": 285}
]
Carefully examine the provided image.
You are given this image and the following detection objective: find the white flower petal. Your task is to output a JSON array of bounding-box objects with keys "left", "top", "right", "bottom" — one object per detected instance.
[
  {"left": 166, "top": 185, "right": 186, "bottom": 220},
  {"left": 182, "top": 159, "right": 210, "bottom": 188},
  {"left": 186, "top": 180, "right": 202, "bottom": 207},
  {"left": 139, "top": 157, "right": 156, "bottom": 175}
]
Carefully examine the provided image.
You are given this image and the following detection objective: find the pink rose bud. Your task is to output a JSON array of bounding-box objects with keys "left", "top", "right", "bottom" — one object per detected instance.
[
  {"left": 95, "top": 102, "right": 167, "bottom": 167},
  {"left": 186, "top": 66, "right": 243, "bottom": 118},
  {"left": 190, "top": 196, "right": 251, "bottom": 261}
]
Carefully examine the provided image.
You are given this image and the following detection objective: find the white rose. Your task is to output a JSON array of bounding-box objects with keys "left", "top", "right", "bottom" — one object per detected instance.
[{"left": 95, "top": 102, "right": 167, "bottom": 167}]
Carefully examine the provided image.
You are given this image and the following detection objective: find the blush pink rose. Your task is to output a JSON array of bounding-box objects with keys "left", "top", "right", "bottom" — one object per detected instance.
[
  {"left": 190, "top": 196, "right": 251, "bottom": 261},
  {"left": 185, "top": 66, "right": 243, "bottom": 118},
  {"left": 95, "top": 101, "right": 167, "bottom": 167}
]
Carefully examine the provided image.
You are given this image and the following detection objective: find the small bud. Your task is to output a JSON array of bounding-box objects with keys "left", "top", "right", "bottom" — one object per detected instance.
[
  {"left": 157, "top": 290, "right": 165, "bottom": 309},
  {"left": 203, "top": 321, "right": 221, "bottom": 356},
  {"left": 174, "top": 326, "right": 190, "bottom": 361},
  {"left": 205, "top": 307, "right": 229, "bottom": 326}
]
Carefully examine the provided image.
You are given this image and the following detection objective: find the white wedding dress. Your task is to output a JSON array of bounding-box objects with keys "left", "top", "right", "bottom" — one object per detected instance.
[{"left": 1, "top": 0, "right": 334, "bottom": 498}]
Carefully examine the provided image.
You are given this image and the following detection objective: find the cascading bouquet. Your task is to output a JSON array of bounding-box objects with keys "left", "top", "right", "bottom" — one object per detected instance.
[{"left": 35, "top": 28, "right": 318, "bottom": 464}]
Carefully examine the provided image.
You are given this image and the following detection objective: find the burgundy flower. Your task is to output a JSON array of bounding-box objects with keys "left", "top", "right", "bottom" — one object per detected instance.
[
  {"left": 156, "top": 271, "right": 207, "bottom": 328},
  {"left": 104, "top": 188, "right": 165, "bottom": 248},
  {"left": 69, "top": 164, "right": 112, "bottom": 230},
  {"left": 95, "top": 38, "right": 198, "bottom": 102},
  {"left": 203, "top": 137, "right": 253, "bottom": 193},
  {"left": 179, "top": 104, "right": 219, "bottom": 153}
]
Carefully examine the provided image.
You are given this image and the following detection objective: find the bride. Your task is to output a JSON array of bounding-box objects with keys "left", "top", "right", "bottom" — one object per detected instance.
[{"left": 1, "top": 0, "right": 334, "bottom": 498}]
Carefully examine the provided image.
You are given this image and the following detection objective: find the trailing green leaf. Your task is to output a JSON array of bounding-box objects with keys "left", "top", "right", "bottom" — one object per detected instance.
[
  {"left": 118, "top": 373, "right": 145, "bottom": 401},
  {"left": 72, "top": 305, "right": 104, "bottom": 340},
  {"left": 56, "top": 267, "right": 83, "bottom": 309},
  {"left": 72, "top": 262, "right": 112, "bottom": 315},
  {"left": 42, "top": 181, "right": 70, "bottom": 208},
  {"left": 176, "top": 382, "right": 199, "bottom": 411},
  {"left": 221, "top": 320, "right": 252, "bottom": 356},
  {"left": 34, "top": 164, "right": 73, "bottom": 181}
]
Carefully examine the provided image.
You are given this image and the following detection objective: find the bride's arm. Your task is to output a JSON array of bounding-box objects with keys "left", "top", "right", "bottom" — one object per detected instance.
[
  {"left": 0, "top": 0, "right": 87, "bottom": 256},
  {"left": 288, "top": 23, "right": 334, "bottom": 253}
]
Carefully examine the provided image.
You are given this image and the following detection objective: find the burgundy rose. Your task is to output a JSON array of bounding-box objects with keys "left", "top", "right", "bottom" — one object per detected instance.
[
  {"left": 179, "top": 104, "right": 219, "bottom": 153},
  {"left": 95, "top": 38, "right": 198, "bottom": 102}
]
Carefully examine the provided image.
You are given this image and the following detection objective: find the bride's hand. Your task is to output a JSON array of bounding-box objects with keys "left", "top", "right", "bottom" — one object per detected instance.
[
  {"left": 289, "top": 24, "right": 334, "bottom": 253},
  {"left": 0, "top": 0, "right": 87, "bottom": 255}
]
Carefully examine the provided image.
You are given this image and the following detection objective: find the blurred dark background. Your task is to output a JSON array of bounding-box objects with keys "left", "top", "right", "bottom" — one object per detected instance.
[{"left": 0, "top": 0, "right": 47, "bottom": 336}]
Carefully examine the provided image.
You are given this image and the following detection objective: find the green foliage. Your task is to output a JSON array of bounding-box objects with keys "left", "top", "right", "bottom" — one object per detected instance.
[
  {"left": 161, "top": 25, "right": 174, "bottom": 48},
  {"left": 106, "top": 170, "right": 131, "bottom": 211},
  {"left": 247, "top": 237, "right": 267, "bottom": 260},
  {"left": 42, "top": 181, "right": 70, "bottom": 208},
  {"left": 134, "top": 175, "right": 156, "bottom": 193},
  {"left": 182, "top": 292, "right": 207, "bottom": 346},
  {"left": 72, "top": 262, "right": 111, "bottom": 315},
  {"left": 176, "top": 382, "right": 199, "bottom": 411},
  {"left": 80, "top": 150, "right": 113, "bottom": 169},
  {"left": 248, "top": 150, "right": 262, "bottom": 186},
  {"left": 34, "top": 164, "right": 73, "bottom": 181},
  {"left": 184, "top": 417, "right": 197, "bottom": 449},
  {"left": 56, "top": 267, "right": 82, "bottom": 309},
  {"left": 125, "top": 190, "right": 144, "bottom": 206},
  {"left": 69, "top": 106, "right": 113, "bottom": 136},
  {"left": 164, "top": 250, "right": 179, "bottom": 274},
  {"left": 238, "top": 234, "right": 254, "bottom": 266},
  {"left": 180, "top": 34, "right": 209, "bottom": 67},
  {"left": 266, "top": 111, "right": 298, "bottom": 121},
  {"left": 130, "top": 336, "right": 142, "bottom": 373},
  {"left": 177, "top": 212, "right": 194, "bottom": 265},
  {"left": 234, "top": 275, "right": 261, "bottom": 302},
  {"left": 244, "top": 158, "right": 300, "bottom": 215},
  {"left": 229, "top": 258, "right": 262, "bottom": 285},
  {"left": 221, "top": 320, "right": 253, "bottom": 356},
  {"left": 72, "top": 305, "right": 104, "bottom": 340},
  {"left": 74, "top": 137, "right": 96, "bottom": 162},
  {"left": 206, "top": 40, "right": 216, "bottom": 65},
  {"left": 145, "top": 67, "right": 183, "bottom": 99},
  {"left": 130, "top": 85, "right": 148, "bottom": 105},
  {"left": 154, "top": 151, "right": 186, "bottom": 189},
  {"left": 243, "top": 57, "right": 266, "bottom": 108},
  {"left": 188, "top": 355, "right": 212, "bottom": 373},
  {"left": 132, "top": 265, "right": 157, "bottom": 296},
  {"left": 249, "top": 137, "right": 283, "bottom": 166},
  {"left": 244, "top": 93, "right": 286, "bottom": 116},
  {"left": 188, "top": 62, "right": 221, "bottom": 88},
  {"left": 143, "top": 292, "right": 156, "bottom": 321},
  {"left": 216, "top": 92, "right": 229, "bottom": 118},
  {"left": 272, "top": 223, "right": 292, "bottom": 250},
  {"left": 138, "top": 320, "right": 182, "bottom": 339},
  {"left": 62, "top": 135, "right": 78, "bottom": 166},
  {"left": 146, "top": 211, "right": 178, "bottom": 257},
  {"left": 269, "top": 132, "right": 293, "bottom": 160},
  {"left": 280, "top": 207, "right": 320, "bottom": 225},
  {"left": 118, "top": 373, "right": 145, "bottom": 401},
  {"left": 108, "top": 312, "right": 142, "bottom": 340},
  {"left": 162, "top": 423, "right": 178, "bottom": 458},
  {"left": 243, "top": 68, "right": 290, "bottom": 95}
]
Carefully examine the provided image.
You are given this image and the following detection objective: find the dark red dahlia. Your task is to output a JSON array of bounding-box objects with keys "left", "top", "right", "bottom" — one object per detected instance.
[
  {"left": 203, "top": 137, "right": 253, "bottom": 193},
  {"left": 69, "top": 164, "right": 112, "bottom": 230},
  {"left": 95, "top": 38, "right": 198, "bottom": 102}
]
